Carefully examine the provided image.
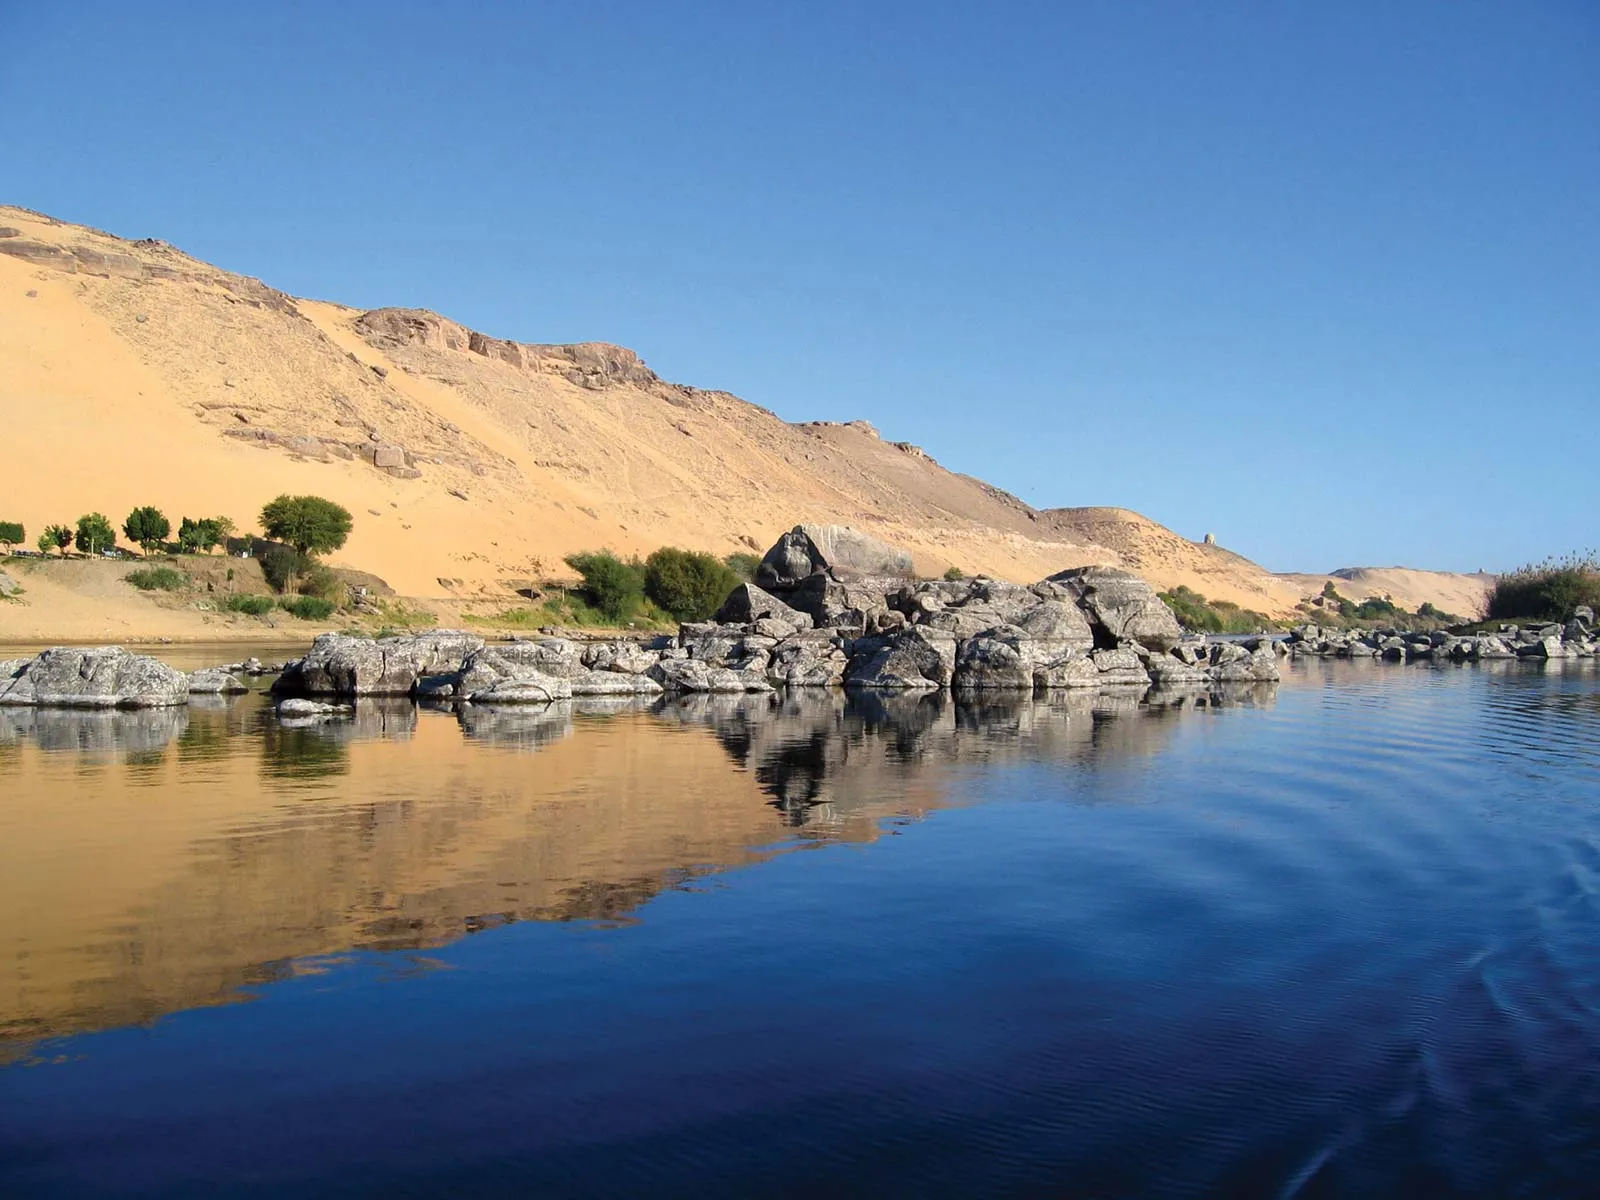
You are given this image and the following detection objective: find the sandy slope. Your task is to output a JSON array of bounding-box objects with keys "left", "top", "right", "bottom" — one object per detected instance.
[{"left": 0, "top": 204, "right": 1492, "bottom": 637}]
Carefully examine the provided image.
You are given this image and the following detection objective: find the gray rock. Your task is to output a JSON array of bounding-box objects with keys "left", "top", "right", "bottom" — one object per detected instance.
[
  {"left": 187, "top": 668, "right": 248, "bottom": 694},
  {"left": 767, "top": 629, "right": 848, "bottom": 687},
  {"left": 0, "top": 570, "right": 19, "bottom": 598},
  {"left": 567, "top": 670, "right": 663, "bottom": 696},
  {"left": 648, "top": 657, "right": 772, "bottom": 693},
  {"left": 277, "top": 697, "right": 348, "bottom": 718},
  {"left": 756, "top": 524, "right": 913, "bottom": 589},
  {"left": 1033, "top": 654, "right": 1107, "bottom": 689},
  {"left": 1042, "top": 567, "right": 1183, "bottom": 652},
  {"left": 282, "top": 630, "right": 485, "bottom": 695},
  {"left": 952, "top": 625, "right": 1037, "bottom": 690},
  {"left": 0, "top": 647, "right": 189, "bottom": 708},
  {"left": 846, "top": 627, "right": 957, "bottom": 690},
  {"left": 714, "top": 582, "right": 813, "bottom": 630},
  {"left": 467, "top": 673, "right": 573, "bottom": 704}
]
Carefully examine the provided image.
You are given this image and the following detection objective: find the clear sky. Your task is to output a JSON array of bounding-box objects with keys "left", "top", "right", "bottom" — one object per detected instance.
[{"left": 4, "top": 1, "right": 1595, "bottom": 572}]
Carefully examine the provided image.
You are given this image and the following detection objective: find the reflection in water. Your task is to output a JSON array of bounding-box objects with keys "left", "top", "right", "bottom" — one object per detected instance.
[{"left": 0, "top": 685, "right": 1271, "bottom": 1049}]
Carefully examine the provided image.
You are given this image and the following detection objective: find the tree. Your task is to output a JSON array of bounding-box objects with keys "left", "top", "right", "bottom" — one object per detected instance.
[
  {"left": 565, "top": 551, "right": 645, "bottom": 623},
  {"left": 0, "top": 522, "right": 21, "bottom": 554},
  {"left": 643, "top": 547, "right": 740, "bottom": 622},
  {"left": 123, "top": 507, "right": 171, "bottom": 557},
  {"left": 260, "top": 495, "right": 352, "bottom": 557},
  {"left": 75, "top": 513, "right": 116, "bottom": 556},
  {"left": 42, "top": 523, "right": 72, "bottom": 556},
  {"left": 213, "top": 515, "right": 237, "bottom": 552},
  {"left": 178, "top": 516, "right": 224, "bottom": 555}
]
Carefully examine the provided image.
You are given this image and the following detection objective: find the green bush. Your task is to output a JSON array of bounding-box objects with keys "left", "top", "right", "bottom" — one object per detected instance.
[
  {"left": 0, "top": 521, "right": 22, "bottom": 553},
  {"left": 125, "top": 566, "right": 186, "bottom": 592},
  {"left": 280, "top": 595, "right": 336, "bottom": 620},
  {"left": 259, "top": 544, "right": 306, "bottom": 593},
  {"left": 943, "top": 566, "right": 965, "bottom": 582},
  {"left": 1487, "top": 553, "right": 1600, "bottom": 622},
  {"left": 643, "top": 546, "right": 739, "bottom": 621},
  {"left": 564, "top": 551, "right": 646, "bottom": 623},
  {"left": 224, "top": 593, "right": 275, "bottom": 616},
  {"left": 299, "top": 565, "right": 348, "bottom": 605},
  {"left": 723, "top": 551, "right": 762, "bottom": 582},
  {"left": 1160, "top": 585, "right": 1274, "bottom": 634}
]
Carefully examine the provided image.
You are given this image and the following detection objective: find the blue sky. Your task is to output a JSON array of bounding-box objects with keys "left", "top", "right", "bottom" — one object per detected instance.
[{"left": 4, "top": 1, "right": 1595, "bottom": 572}]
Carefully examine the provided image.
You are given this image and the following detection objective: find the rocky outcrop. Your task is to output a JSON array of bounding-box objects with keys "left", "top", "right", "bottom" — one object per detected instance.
[
  {"left": 714, "top": 583, "right": 813, "bottom": 632},
  {"left": 757, "top": 524, "right": 914, "bottom": 589},
  {"left": 0, "top": 647, "right": 189, "bottom": 708},
  {"left": 846, "top": 627, "right": 957, "bottom": 690},
  {"left": 1283, "top": 618, "right": 1600, "bottom": 663},
  {"left": 1042, "top": 567, "right": 1184, "bottom": 652},
  {"left": 0, "top": 569, "right": 20, "bottom": 598},
  {"left": 276, "top": 630, "right": 486, "bottom": 696}
]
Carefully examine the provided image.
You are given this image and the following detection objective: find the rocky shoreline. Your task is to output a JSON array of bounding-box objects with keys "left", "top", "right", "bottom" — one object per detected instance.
[
  {"left": 1284, "top": 606, "right": 1598, "bottom": 662},
  {"left": 3, "top": 527, "right": 1593, "bottom": 714}
]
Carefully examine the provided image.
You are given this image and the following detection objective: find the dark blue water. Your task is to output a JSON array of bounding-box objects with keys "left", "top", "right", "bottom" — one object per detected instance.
[{"left": 3, "top": 663, "right": 1600, "bottom": 1197}]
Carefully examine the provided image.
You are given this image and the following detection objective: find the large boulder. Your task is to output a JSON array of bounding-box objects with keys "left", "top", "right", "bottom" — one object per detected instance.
[
  {"left": 451, "top": 642, "right": 591, "bottom": 700},
  {"left": 845, "top": 627, "right": 957, "bottom": 690},
  {"left": 568, "top": 670, "right": 663, "bottom": 696},
  {"left": 1042, "top": 567, "right": 1183, "bottom": 652},
  {"left": 0, "top": 647, "right": 189, "bottom": 708},
  {"left": 714, "top": 583, "right": 813, "bottom": 631},
  {"left": 187, "top": 668, "right": 248, "bottom": 694},
  {"left": 952, "top": 626, "right": 1037, "bottom": 690},
  {"left": 756, "top": 524, "right": 914, "bottom": 590},
  {"left": 766, "top": 629, "right": 849, "bottom": 687},
  {"left": 279, "top": 630, "right": 484, "bottom": 696}
]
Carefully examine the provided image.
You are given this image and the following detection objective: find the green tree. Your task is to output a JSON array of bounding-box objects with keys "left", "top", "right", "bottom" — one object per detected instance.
[
  {"left": 178, "top": 516, "right": 224, "bottom": 554},
  {"left": 43, "top": 523, "right": 73, "bottom": 556},
  {"left": 123, "top": 507, "right": 171, "bottom": 557},
  {"left": 260, "top": 495, "right": 352, "bottom": 557},
  {"left": 0, "top": 522, "right": 22, "bottom": 554},
  {"left": 75, "top": 512, "right": 116, "bottom": 556},
  {"left": 260, "top": 544, "right": 306, "bottom": 594},
  {"left": 565, "top": 551, "right": 645, "bottom": 623},
  {"left": 643, "top": 547, "right": 740, "bottom": 621},
  {"left": 723, "top": 551, "right": 762, "bottom": 582},
  {"left": 212, "top": 515, "right": 237, "bottom": 552}
]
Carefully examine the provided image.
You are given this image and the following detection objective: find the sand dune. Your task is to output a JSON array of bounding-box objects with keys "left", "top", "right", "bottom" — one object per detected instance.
[{"left": 0, "top": 205, "right": 1491, "bottom": 635}]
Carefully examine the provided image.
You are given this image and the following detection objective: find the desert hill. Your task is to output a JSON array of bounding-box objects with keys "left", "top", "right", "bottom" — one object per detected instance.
[{"left": 0, "top": 205, "right": 1489, "bottom": 623}]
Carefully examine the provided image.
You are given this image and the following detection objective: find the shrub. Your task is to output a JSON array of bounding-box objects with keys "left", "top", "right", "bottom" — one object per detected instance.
[
  {"left": 643, "top": 546, "right": 739, "bottom": 621},
  {"left": 565, "top": 551, "right": 646, "bottom": 624},
  {"left": 724, "top": 551, "right": 762, "bottom": 582},
  {"left": 259, "top": 545, "right": 306, "bottom": 593},
  {"left": 1160, "top": 585, "right": 1273, "bottom": 634},
  {"left": 280, "top": 595, "right": 336, "bottom": 620},
  {"left": 41, "top": 524, "right": 73, "bottom": 556},
  {"left": 0, "top": 521, "right": 22, "bottom": 553},
  {"left": 299, "top": 565, "right": 348, "bottom": 605},
  {"left": 260, "top": 494, "right": 352, "bottom": 556},
  {"left": 224, "top": 593, "right": 275, "bottom": 616},
  {"left": 75, "top": 512, "right": 116, "bottom": 556},
  {"left": 943, "top": 566, "right": 965, "bottom": 582},
  {"left": 125, "top": 566, "right": 186, "bottom": 592},
  {"left": 1487, "top": 553, "right": 1600, "bottom": 622},
  {"left": 123, "top": 507, "right": 171, "bottom": 557}
]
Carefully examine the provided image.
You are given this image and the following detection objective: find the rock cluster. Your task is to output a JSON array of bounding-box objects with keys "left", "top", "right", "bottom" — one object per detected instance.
[
  {"left": 269, "top": 535, "right": 1275, "bottom": 704},
  {"left": 1283, "top": 612, "right": 1600, "bottom": 662}
]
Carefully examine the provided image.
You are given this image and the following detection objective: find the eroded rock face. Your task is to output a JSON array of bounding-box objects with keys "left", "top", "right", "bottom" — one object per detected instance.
[
  {"left": 0, "top": 570, "right": 20, "bottom": 597},
  {"left": 0, "top": 647, "right": 189, "bottom": 708},
  {"left": 278, "top": 630, "right": 485, "bottom": 696},
  {"left": 1043, "top": 567, "right": 1184, "bottom": 652}
]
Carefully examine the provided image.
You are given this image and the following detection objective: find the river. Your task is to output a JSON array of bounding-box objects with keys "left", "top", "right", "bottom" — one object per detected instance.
[{"left": 2, "top": 660, "right": 1598, "bottom": 1197}]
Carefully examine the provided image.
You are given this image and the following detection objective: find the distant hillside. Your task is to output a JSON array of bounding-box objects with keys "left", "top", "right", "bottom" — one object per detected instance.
[{"left": 0, "top": 205, "right": 1490, "bottom": 618}]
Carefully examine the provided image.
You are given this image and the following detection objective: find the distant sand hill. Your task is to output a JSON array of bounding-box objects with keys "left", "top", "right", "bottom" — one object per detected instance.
[{"left": 0, "top": 205, "right": 1490, "bottom": 621}]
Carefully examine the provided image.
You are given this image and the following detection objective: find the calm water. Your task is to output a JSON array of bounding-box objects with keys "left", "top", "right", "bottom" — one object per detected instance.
[{"left": 3, "top": 660, "right": 1600, "bottom": 1197}]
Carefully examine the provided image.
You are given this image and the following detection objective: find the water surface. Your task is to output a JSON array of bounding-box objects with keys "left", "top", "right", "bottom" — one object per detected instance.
[{"left": 3, "top": 661, "right": 1599, "bottom": 1197}]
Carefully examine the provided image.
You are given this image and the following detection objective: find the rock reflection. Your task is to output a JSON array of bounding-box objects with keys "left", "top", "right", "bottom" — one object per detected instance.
[
  {"left": 0, "top": 685, "right": 1275, "bottom": 1049},
  {"left": 0, "top": 705, "right": 190, "bottom": 755}
]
